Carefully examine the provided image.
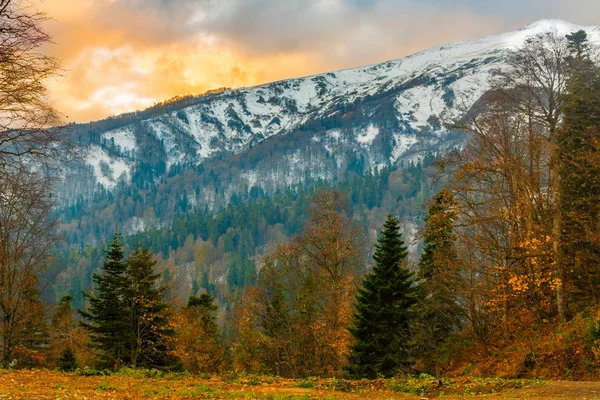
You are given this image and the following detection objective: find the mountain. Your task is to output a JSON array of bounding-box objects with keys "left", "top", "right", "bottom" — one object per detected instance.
[{"left": 51, "top": 20, "right": 600, "bottom": 303}]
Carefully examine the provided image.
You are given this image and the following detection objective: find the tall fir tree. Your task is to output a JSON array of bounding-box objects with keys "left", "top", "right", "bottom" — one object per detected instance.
[
  {"left": 79, "top": 232, "right": 130, "bottom": 369},
  {"left": 414, "top": 189, "right": 461, "bottom": 376},
  {"left": 125, "top": 247, "right": 178, "bottom": 369},
  {"left": 559, "top": 30, "right": 600, "bottom": 305},
  {"left": 347, "top": 215, "right": 416, "bottom": 378}
]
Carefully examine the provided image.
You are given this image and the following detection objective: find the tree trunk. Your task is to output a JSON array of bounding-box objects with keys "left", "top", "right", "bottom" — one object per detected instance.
[{"left": 551, "top": 145, "right": 567, "bottom": 323}]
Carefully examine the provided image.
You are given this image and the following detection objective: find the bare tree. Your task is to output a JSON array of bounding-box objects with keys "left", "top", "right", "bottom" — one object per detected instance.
[
  {"left": 445, "top": 89, "right": 555, "bottom": 340},
  {"left": 0, "top": 166, "right": 57, "bottom": 366},
  {"left": 0, "top": 0, "right": 68, "bottom": 173},
  {"left": 498, "top": 31, "right": 570, "bottom": 321},
  {"left": 448, "top": 32, "right": 571, "bottom": 331},
  {"left": 0, "top": 0, "right": 71, "bottom": 366}
]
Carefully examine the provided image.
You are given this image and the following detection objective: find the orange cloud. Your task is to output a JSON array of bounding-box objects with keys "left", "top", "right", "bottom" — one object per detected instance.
[
  {"left": 40, "top": 0, "right": 335, "bottom": 122},
  {"left": 38, "top": 0, "right": 513, "bottom": 123}
]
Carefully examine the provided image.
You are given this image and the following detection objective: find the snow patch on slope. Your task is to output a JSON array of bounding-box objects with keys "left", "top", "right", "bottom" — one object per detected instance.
[
  {"left": 103, "top": 126, "right": 137, "bottom": 152},
  {"left": 85, "top": 145, "right": 131, "bottom": 189},
  {"left": 357, "top": 125, "right": 380, "bottom": 145},
  {"left": 392, "top": 135, "right": 419, "bottom": 162},
  {"left": 80, "top": 20, "right": 600, "bottom": 192}
]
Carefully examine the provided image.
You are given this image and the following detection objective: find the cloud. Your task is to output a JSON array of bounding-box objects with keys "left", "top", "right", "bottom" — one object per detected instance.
[{"left": 38, "top": 0, "right": 600, "bottom": 122}]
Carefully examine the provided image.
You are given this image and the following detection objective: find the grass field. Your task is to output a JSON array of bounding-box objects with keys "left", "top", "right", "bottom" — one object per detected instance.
[{"left": 1, "top": 369, "right": 599, "bottom": 399}]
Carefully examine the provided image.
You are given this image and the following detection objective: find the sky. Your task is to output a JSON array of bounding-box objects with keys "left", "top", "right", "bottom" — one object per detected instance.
[{"left": 39, "top": 0, "right": 600, "bottom": 123}]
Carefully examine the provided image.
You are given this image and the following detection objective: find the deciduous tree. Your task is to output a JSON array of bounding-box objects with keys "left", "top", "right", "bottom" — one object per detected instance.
[
  {"left": 172, "top": 294, "right": 226, "bottom": 374},
  {"left": 236, "top": 190, "right": 364, "bottom": 377},
  {"left": 0, "top": 0, "right": 67, "bottom": 170},
  {"left": 0, "top": 168, "right": 55, "bottom": 367}
]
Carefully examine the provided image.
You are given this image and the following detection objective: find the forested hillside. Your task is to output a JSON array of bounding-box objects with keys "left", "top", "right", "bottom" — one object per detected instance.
[{"left": 48, "top": 158, "right": 438, "bottom": 308}]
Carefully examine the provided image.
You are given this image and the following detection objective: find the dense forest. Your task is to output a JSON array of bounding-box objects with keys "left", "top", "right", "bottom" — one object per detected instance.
[{"left": 48, "top": 158, "right": 436, "bottom": 309}]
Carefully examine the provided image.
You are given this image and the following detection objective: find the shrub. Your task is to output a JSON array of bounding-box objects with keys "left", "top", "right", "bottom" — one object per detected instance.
[{"left": 58, "top": 348, "right": 78, "bottom": 372}]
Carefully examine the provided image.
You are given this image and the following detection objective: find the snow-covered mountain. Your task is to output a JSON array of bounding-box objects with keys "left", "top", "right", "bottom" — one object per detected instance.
[{"left": 59, "top": 19, "right": 600, "bottom": 235}]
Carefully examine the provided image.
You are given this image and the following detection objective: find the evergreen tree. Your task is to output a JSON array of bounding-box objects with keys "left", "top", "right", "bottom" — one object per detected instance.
[
  {"left": 125, "top": 247, "right": 178, "bottom": 369},
  {"left": 58, "top": 348, "right": 78, "bottom": 372},
  {"left": 560, "top": 31, "right": 600, "bottom": 305},
  {"left": 79, "top": 232, "right": 130, "bottom": 369},
  {"left": 347, "top": 215, "right": 416, "bottom": 378},
  {"left": 566, "top": 30, "right": 590, "bottom": 60},
  {"left": 414, "top": 189, "right": 461, "bottom": 376}
]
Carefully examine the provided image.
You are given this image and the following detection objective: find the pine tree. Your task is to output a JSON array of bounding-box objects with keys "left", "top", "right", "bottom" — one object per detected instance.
[
  {"left": 566, "top": 30, "right": 590, "bottom": 60},
  {"left": 559, "top": 31, "right": 600, "bottom": 305},
  {"left": 79, "top": 232, "right": 130, "bottom": 369},
  {"left": 414, "top": 189, "right": 461, "bottom": 376},
  {"left": 58, "top": 348, "right": 78, "bottom": 372},
  {"left": 125, "top": 247, "right": 178, "bottom": 369},
  {"left": 347, "top": 215, "right": 416, "bottom": 378}
]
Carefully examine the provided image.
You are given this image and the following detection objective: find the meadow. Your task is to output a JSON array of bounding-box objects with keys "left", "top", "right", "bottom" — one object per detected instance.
[{"left": 2, "top": 369, "right": 597, "bottom": 399}]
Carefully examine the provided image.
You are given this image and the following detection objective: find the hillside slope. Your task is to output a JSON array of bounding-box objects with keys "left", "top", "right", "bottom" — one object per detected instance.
[{"left": 51, "top": 19, "right": 600, "bottom": 301}]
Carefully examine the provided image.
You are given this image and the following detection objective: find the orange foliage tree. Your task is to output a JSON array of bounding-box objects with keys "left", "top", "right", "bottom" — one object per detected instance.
[
  {"left": 171, "top": 294, "right": 227, "bottom": 374},
  {"left": 232, "top": 190, "right": 364, "bottom": 377}
]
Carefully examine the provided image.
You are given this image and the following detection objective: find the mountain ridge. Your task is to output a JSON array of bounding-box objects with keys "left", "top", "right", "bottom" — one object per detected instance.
[
  {"left": 57, "top": 18, "right": 599, "bottom": 237},
  {"left": 69, "top": 18, "right": 599, "bottom": 127}
]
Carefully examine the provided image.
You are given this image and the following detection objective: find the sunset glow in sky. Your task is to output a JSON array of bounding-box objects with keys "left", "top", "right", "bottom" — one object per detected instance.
[{"left": 40, "top": 0, "right": 600, "bottom": 123}]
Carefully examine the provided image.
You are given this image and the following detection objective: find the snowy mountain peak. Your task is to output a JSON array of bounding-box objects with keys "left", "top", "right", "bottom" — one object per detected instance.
[
  {"left": 519, "top": 19, "right": 591, "bottom": 34},
  {"left": 65, "top": 20, "right": 600, "bottom": 200},
  {"left": 506, "top": 19, "right": 600, "bottom": 47}
]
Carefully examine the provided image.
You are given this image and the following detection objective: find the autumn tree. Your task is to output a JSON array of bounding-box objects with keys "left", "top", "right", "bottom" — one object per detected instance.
[
  {"left": 446, "top": 87, "right": 558, "bottom": 339},
  {"left": 439, "top": 30, "right": 584, "bottom": 339},
  {"left": 0, "top": 0, "right": 73, "bottom": 368},
  {"left": 346, "top": 215, "right": 416, "bottom": 378},
  {"left": 414, "top": 189, "right": 462, "bottom": 377},
  {"left": 441, "top": 29, "right": 600, "bottom": 343},
  {"left": 172, "top": 294, "right": 226, "bottom": 374},
  {"left": 499, "top": 31, "right": 570, "bottom": 321},
  {"left": 297, "top": 190, "right": 364, "bottom": 374},
  {"left": 0, "top": 168, "right": 55, "bottom": 367},
  {"left": 236, "top": 190, "right": 364, "bottom": 377}
]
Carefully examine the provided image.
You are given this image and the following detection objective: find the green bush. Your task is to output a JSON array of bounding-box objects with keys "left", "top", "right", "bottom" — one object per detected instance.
[
  {"left": 297, "top": 376, "right": 318, "bottom": 388},
  {"left": 114, "top": 367, "right": 164, "bottom": 379},
  {"left": 58, "top": 348, "right": 78, "bottom": 372},
  {"left": 75, "top": 367, "right": 111, "bottom": 376}
]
